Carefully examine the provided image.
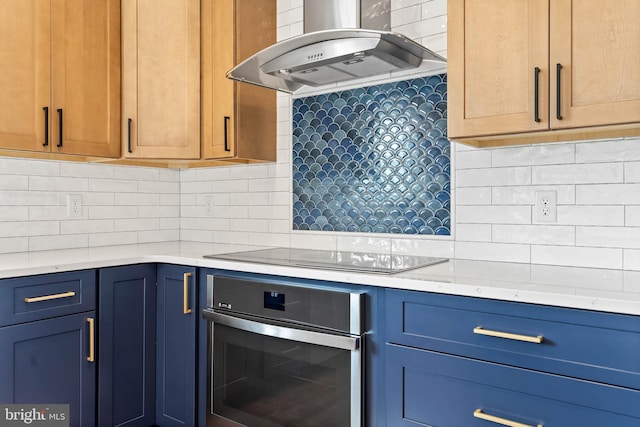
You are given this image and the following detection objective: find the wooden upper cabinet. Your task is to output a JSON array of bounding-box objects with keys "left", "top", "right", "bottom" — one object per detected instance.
[
  {"left": 0, "top": 0, "right": 119, "bottom": 157},
  {"left": 202, "top": 0, "right": 276, "bottom": 162},
  {"left": 550, "top": 0, "right": 640, "bottom": 129},
  {"left": 0, "top": 0, "right": 50, "bottom": 152},
  {"left": 448, "top": 0, "right": 549, "bottom": 139},
  {"left": 448, "top": 0, "right": 640, "bottom": 147},
  {"left": 122, "top": 0, "right": 200, "bottom": 159},
  {"left": 51, "top": 0, "right": 120, "bottom": 157}
]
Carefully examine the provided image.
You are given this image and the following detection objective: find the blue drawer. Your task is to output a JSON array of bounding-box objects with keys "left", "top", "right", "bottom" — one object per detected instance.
[
  {"left": 0, "top": 270, "right": 96, "bottom": 326},
  {"left": 386, "top": 343, "right": 640, "bottom": 426},
  {"left": 385, "top": 288, "right": 640, "bottom": 390}
]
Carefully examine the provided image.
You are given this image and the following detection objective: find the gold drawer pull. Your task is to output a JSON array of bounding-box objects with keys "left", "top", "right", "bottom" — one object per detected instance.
[
  {"left": 474, "top": 409, "right": 542, "bottom": 427},
  {"left": 24, "top": 291, "right": 76, "bottom": 303},
  {"left": 473, "top": 326, "right": 543, "bottom": 344},
  {"left": 183, "top": 272, "right": 192, "bottom": 314},
  {"left": 86, "top": 317, "right": 95, "bottom": 363}
]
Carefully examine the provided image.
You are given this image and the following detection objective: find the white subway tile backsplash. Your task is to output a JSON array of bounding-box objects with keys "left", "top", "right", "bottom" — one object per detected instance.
[
  {"left": 455, "top": 242, "right": 530, "bottom": 263},
  {"left": 0, "top": 158, "right": 59, "bottom": 176},
  {"left": 422, "top": 0, "right": 447, "bottom": 18},
  {"left": 491, "top": 144, "right": 575, "bottom": 167},
  {"left": 61, "top": 219, "right": 114, "bottom": 235},
  {"left": 493, "top": 225, "right": 575, "bottom": 246},
  {"left": 89, "top": 232, "right": 137, "bottom": 247},
  {"left": 576, "top": 184, "right": 640, "bottom": 205},
  {"left": 0, "top": 237, "right": 28, "bottom": 254},
  {"left": 29, "top": 176, "right": 89, "bottom": 191},
  {"left": 390, "top": 238, "right": 455, "bottom": 258},
  {"left": 624, "top": 250, "right": 640, "bottom": 271},
  {"left": 0, "top": 191, "right": 60, "bottom": 206},
  {"left": 532, "top": 163, "right": 622, "bottom": 185},
  {"left": 456, "top": 187, "right": 491, "bottom": 205},
  {"left": 115, "top": 193, "right": 159, "bottom": 206},
  {"left": 336, "top": 235, "right": 391, "bottom": 254},
  {"left": 230, "top": 218, "right": 269, "bottom": 233},
  {"left": 456, "top": 205, "right": 531, "bottom": 224},
  {"left": 575, "top": 138, "right": 640, "bottom": 163},
  {"left": 455, "top": 150, "right": 492, "bottom": 169},
  {"left": 60, "top": 163, "right": 114, "bottom": 179},
  {"left": 89, "top": 206, "right": 138, "bottom": 220},
  {"left": 0, "top": 221, "right": 59, "bottom": 237},
  {"left": 291, "top": 233, "right": 336, "bottom": 250},
  {"left": 454, "top": 223, "right": 492, "bottom": 242},
  {"left": 457, "top": 167, "right": 531, "bottom": 187},
  {"left": 114, "top": 218, "right": 160, "bottom": 232},
  {"left": 391, "top": 5, "right": 422, "bottom": 27},
  {"left": 0, "top": 175, "right": 28, "bottom": 190},
  {"left": 492, "top": 185, "right": 575, "bottom": 205},
  {"left": 29, "top": 234, "right": 88, "bottom": 252},
  {"left": 627, "top": 206, "right": 640, "bottom": 226},
  {"left": 89, "top": 178, "right": 137, "bottom": 193},
  {"left": 557, "top": 205, "right": 625, "bottom": 226},
  {"left": 625, "top": 162, "right": 640, "bottom": 183},
  {"left": 0, "top": 207, "right": 28, "bottom": 221},
  {"left": 576, "top": 226, "right": 640, "bottom": 249},
  {"left": 138, "top": 229, "right": 179, "bottom": 243},
  {"left": 532, "top": 245, "right": 623, "bottom": 269},
  {"left": 229, "top": 192, "right": 270, "bottom": 206}
]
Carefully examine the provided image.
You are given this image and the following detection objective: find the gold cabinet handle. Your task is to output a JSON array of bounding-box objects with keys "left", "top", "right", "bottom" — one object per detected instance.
[
  {"left": 473, "top": 326, "right": 543, "bottom": 344},
  {"left": 474, "top": 409, "right": 542, "bottom": 427},
  {"left": 183, "top": 272, "right": 192, "bottom": 314},
  {"left": 86, "top": 317, "right": 95, "bottom": 362},
  {"left": 24, "top": 291, "right": 76, "bottom": 303}
]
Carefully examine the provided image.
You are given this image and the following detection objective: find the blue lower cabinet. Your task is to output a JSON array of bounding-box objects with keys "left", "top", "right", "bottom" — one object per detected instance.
[
  {"left": 0, "top": 311, "right": 97, "bottom": 427},
  {"left": 156, "top": 264, "right": 197, "bottom": 427},
  {"left": 385, "top": 343, "right": 640, "bottom": 426},
  {"left": 98, "top": 264, "right": 157, "bottom": 427}
]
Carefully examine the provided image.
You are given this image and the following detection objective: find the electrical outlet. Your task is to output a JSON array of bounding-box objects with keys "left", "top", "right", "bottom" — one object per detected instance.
[
  {"left": 205, "top": 195, "right": 215, "bottom": 216},
  {"left": 534, "top": 190, "right": 557, "bottom": 223},
  {"left": 67, "top": 194, "right": 83, "bottom": 218}
]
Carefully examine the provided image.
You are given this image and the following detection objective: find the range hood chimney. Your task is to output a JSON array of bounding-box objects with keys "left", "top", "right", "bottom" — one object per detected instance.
[{"left": 227, "top": 0, "right": 446, "bottom": 94}]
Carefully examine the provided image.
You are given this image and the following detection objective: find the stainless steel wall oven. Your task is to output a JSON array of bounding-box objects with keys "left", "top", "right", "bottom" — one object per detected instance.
[{"left": 203, "top": 274, "right": 365, "bottom": 427}]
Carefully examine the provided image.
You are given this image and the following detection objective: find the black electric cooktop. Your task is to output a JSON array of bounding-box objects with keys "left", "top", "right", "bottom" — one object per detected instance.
[{"left": 204, "top": 247, "right": 448, "bottom": 275}]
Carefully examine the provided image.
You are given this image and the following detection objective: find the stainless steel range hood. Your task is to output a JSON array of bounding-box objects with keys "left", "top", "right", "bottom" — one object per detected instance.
[{"left": 227, "top": 0, "right": 446, "bottom": 94}]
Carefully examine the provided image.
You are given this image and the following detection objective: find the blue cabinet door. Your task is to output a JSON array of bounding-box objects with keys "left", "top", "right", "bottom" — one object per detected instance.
[
  {"left": 0, "top": 312, "right": 96, "bottom": 427},
  {"left": 98, "top": 264, "right": 157, "bottom": 427},
  {"left": 156, "top": 264, "right": 197, "bottom": 427}
]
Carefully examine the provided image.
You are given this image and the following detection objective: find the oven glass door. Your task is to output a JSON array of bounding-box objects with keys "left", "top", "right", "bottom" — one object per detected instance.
[{"left": 209, "top": 314, "right": 361, "bottom": 427}]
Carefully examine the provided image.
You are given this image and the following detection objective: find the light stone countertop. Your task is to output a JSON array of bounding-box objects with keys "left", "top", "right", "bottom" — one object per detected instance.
[{"left": 0, "top": 241, "right": 639, "bottom": 316}]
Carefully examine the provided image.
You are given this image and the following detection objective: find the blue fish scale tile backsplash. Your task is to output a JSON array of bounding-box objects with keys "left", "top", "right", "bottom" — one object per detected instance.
[{"left": 292, "top": 74, "right": 451, "bottom": 235}]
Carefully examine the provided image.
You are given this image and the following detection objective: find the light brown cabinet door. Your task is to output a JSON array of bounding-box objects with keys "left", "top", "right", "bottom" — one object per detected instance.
[
  {"left": 50, "top": 0, "right": 120, "bottom": 157},
  {"left": 122, "top": 0, "right": 200, "bottom": 159},
  {"left": 448, "top": 0, "right": 549, "bottom": 139},
  {"left": 202, "top": 0, "right": 276, "bottom": 161},
  {"left": 202, "top": 0, "right": 235, "bottom": 159},
  {"left": 550, "top": 0, "right": 640, "bottom": 129},
  {"left": 0, "top": 0, "right": 50, "bottom": 152}
]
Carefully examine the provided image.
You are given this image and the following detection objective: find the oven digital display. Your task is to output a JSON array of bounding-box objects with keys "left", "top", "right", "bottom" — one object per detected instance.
[{"left": 264, "top": 291, "right": 285, "bottom": 311}]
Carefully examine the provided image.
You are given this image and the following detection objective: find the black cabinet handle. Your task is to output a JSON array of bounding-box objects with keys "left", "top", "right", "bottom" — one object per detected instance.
[
  {"left": 224, "top": 116, "right": 231, "bottom": 152},
  {"left": 127, "top": 118, "right": 132, "bottom": 153},
  {"left": 556, "top": 63, "right": 563, "bottom": 120},
  {"left": 57, "top": 108, "right": 63, "bottom": 147},
  {"left": 42, "top": 107, "right": 49, "bottom": 146},
  {"left": 533, "top": 67, "right": 540, "bottom": 123}
]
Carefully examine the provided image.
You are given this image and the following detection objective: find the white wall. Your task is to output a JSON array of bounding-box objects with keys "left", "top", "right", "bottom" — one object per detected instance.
[
  {"left": 180, "top": 0, "right": 640, "bottom": 271},
  {"left": 1, "top": 0, "right": 640, "bottom": 272},
  {"left": 0, "top": 157, "right": 179, "bottom": 254}
]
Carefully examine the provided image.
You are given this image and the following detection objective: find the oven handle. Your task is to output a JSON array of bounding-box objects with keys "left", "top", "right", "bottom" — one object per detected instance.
[{"left": 203, "top": 309, "right": 360, "bottom": 351}]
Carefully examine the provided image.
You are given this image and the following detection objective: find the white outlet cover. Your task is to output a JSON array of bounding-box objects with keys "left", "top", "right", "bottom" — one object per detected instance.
[
  {"left": 67, "top": 194, "right": 83, "bottom": 218},
  {"left": 534, "top": 190, "right": 557, "bottom": 223},
  {"left": 205, "top": 195, "right": 215, "bottom": 216}
]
